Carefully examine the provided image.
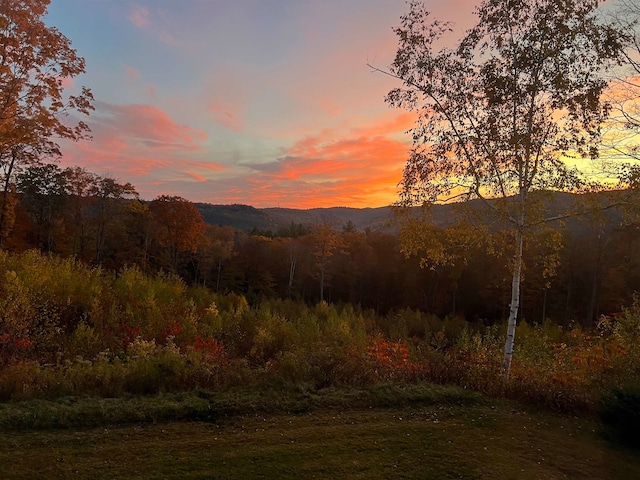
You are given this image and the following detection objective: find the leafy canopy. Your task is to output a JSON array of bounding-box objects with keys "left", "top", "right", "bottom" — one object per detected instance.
[{"left": 0, "top": 0, "right": 93, "bottom": 162}]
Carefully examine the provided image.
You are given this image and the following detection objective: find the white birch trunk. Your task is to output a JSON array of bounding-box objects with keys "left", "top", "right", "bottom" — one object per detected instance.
[
  {"left": 503, "top": 229, "right": 524, "bottom": 378},
  {"left": 288, "top": 243, "right": 297, "bottom": 296}
]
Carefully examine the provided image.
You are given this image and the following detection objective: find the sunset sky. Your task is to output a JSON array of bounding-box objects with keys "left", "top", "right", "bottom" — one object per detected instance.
[{"left": 44, "top": 0, "right": 480, "bottom": 208}]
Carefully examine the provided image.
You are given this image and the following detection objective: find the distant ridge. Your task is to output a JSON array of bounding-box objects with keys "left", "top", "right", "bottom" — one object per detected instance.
[
  {"left": 194, "top": 203, "right": 398, "bottom": 232},
  {"left": 194, "top": 191, "right": 623, "bottom": 233},
  {"left": 193, "top": 202, "right": 464, "bottom": 232}
]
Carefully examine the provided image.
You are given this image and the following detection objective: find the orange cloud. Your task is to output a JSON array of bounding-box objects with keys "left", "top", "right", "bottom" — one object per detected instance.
[
  {"left": 60, "top": 104, "right": 414, "bottom": 208},
  {"left": 353, "top": 112, "right": 417, "bottom": 137},
  {"left": 235, "top": 112, "right": 412, "bottom": 208}
]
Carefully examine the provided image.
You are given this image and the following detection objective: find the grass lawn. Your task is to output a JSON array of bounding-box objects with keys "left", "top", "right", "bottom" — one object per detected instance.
[{"left": 0, "top": 388, "right": 639, "bottom": 479}]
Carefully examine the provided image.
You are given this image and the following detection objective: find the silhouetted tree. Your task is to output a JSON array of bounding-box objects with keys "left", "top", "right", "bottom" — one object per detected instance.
[{"left": 377, "top": 0, "right": 625, "bottom": 376}]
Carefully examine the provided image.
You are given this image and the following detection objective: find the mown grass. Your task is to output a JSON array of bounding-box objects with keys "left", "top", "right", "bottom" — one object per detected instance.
[
  {"left": 0, "top": 385, "right": 639, "bottom": 479},
  {"left": 0, "top": 383, "right": 481, "bottom": 431}
]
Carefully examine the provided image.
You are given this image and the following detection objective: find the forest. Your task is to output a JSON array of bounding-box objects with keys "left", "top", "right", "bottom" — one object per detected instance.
[
  {"left": 3, "top": 168, "right": 640, "bottom": 329},
  {"left": 1, "top": 168, "right": 640, "bottom": 415}
]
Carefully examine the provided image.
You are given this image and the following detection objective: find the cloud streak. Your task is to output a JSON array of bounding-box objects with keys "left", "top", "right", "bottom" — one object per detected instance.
[{"left": 58, "top": 101, "right": 227, "bottom": 200}]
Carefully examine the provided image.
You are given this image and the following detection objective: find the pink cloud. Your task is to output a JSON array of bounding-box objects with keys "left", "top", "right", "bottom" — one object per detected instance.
[
  {"left": 182, "top": 160, "right": 225, "bottom": 173},
  {"left": 57, "top": 101, "right": 227, "bottom": 200},
  {"left": 204, "top": 70, "right": 249, "bottom": 131},
  {"left": 59, "top": 76, "right": 75, "bottom": 90},
  {"left": 95, "top": 102, "right": 207, "bottom": 149},
  {"left": 147, "top": 84, "right": 158, "bottom": 100},
  {"left": 124, "top": 65, "right": 141, "bottom": 80},
  {"left": 185, "top": 172, "right": 209, "bottom": 182},
  {"left": 127, "top": 4, "right": 149, "bottom": 28},
  {"left": 209, "top": 103, "right": 244, "bottom": 132},
  {"left": 122, "top": 66, "right": 158, "bottom": 102},
  {"left": 157, "top": 31, "right": 181, "bottom": 47},
  {"left": 126, "top": 4, "right": 182, "bottom": 47}
]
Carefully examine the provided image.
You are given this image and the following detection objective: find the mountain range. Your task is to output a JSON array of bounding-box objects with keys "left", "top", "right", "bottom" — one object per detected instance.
[
  {"left": 194, "top": 203, "right": 399, "bottom": 232},
  {"left": 194, "top": 191, "right": 625, "bottom": 233}
]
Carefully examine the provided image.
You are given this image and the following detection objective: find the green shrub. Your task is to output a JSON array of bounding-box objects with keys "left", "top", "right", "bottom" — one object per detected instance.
[{"left": 599, "top": 383, "right": 640, "bottom": 448}]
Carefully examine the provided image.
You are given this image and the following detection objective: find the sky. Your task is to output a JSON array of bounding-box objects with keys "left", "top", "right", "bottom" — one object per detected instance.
[{"left": 44, "top": 0, "right": 480, "bottom": 208}]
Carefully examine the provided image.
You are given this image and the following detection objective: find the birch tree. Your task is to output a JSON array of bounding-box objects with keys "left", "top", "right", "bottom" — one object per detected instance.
[{"left": 375, "top": 0, "right": 624, "bottom": 376}]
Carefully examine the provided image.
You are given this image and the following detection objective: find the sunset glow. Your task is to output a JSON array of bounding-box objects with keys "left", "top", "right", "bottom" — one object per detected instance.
[{"left": 45, "top": 0, "right": 480, "bottom": 208}]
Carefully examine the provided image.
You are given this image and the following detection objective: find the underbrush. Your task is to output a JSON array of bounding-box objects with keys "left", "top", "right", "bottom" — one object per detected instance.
[
  {"left": 598, "top": 382, "right": 640, "bottom": 449},
  {"left": 1, "top": 250, "right": 639, "bottom": 416}
]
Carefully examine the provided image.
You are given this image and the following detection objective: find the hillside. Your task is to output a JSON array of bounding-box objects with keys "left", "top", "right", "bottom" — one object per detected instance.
[
  {"left": 195, "top": 203, "right": 399, "bottom": 232},
  {"left": 194, "top": 203, "right": 464, "bottom": 232},
  {"left": 194, "top": 191, "right": 619, "bottom": 232}
]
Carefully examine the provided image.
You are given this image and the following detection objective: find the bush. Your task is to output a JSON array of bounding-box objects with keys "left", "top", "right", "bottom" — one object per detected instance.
[
  {"left": 598, "top": 383, "right": 640, "bottom": 448},
  {"left": 5, "top": 249, "right": 640, "bottom": 414}
]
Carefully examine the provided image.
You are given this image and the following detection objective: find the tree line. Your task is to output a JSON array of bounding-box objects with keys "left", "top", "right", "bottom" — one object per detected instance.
[{"left": 2, "top": 166, "right": 639, "bottom": 330}]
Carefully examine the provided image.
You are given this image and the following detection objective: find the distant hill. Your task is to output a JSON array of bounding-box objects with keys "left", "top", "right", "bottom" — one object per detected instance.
[
  {"left": 194, "top": 203, "right": 400, "bottom": 232},
  {"left": 194, "top": 200, "right": 502, "bottom": 232},
  {"left": 194, "top": 191, "right": 625, "bottom": 233}
]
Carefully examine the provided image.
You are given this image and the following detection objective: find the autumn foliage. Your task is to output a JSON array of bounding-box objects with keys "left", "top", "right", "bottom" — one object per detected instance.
[
  {"left": 0, "top": 0, "right": 93, "bottom": 245},
  {"left": 0, "top": 249, "right": 638, "bottom": 413}
]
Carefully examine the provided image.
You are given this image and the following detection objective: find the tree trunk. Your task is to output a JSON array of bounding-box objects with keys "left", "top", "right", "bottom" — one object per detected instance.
[
  {"left": 288, "top": 248, "right": 297, "bottom": 297},
  {"left": 72, "top": 199, "right": 84, "bottom": 258},
  {"left": 320, "top": 262, "right": 325, "bottom": 303},
  {"left": 587, "top": 234, "right": 603, "bottom": 328},
  {"left": 452, "top": 281, "right": 458, "bottom": 315},
  {"left": 319, "top": 245, "right": 326, "bottom": 303},
  {"left": 503, "top": 229, "right": 524, "bottom": 378},
  {"left": 95, "top": 219, "right": 105, "bottom": 263},
  {"left": 142, "top": 234, "right": 149, "bottom": 272},
  {"left": 216, "top": 260, "right": 222, "bottom": 292},
  {"left": 0, "top": 149, "right": 17, "bottom": 247},
  {"left": 46, "top": 197, "right": 53, "bottom": 252}
]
